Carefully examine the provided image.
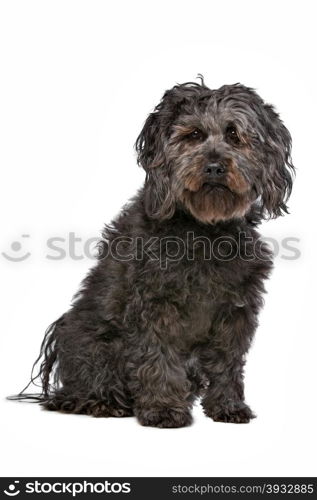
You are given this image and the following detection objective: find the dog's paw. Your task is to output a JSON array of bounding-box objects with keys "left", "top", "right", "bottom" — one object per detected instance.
[
  {"left": 136, "top": 407, "right": 192, "bottom": 428},
  {"left": 204, "top": 402, "right": 255, "bottom": 424},
  {"left": 88, "top": 403, "right": 133, "bottom": 418}
]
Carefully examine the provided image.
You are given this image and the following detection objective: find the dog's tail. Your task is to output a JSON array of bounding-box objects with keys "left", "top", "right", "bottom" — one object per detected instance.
[{"left": 7, "top": 315, "right": 65, "bottom": 404}]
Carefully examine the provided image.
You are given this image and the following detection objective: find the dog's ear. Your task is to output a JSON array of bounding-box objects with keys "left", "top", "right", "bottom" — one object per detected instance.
[
  {"left": 143, "top": 167, "right": 175, "bottom": 220},
  {"left": 135, "top": 86, "right": 186, "bottom": 170},
  {"left": 260, "top": 105, "right": 295, "bottom": 218},
  {"left": 135, "top": 111, "right": 166, "bottom": 170},
  {"left": 135, "top": 93, "right": 177, "bottom": 220}
]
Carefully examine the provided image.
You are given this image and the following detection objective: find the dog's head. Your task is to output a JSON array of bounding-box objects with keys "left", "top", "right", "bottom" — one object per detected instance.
[{"left": 135, "top": 79, "right": 294, "bottom": 223}]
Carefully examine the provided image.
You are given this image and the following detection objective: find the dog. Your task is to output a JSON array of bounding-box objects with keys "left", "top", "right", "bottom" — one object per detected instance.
[{"left": 15, "top": 78, "right": 294, "bottom": 427}]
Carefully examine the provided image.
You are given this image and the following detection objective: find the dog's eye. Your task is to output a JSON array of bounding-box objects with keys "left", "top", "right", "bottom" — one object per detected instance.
[
  {"left": 187, "top": 129, "right": 204, "bottom": 141},
  {"left": 226, "top": 125, "right": 240, "bottom": 145}
]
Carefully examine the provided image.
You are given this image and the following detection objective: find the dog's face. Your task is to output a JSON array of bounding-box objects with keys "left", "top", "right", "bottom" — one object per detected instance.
[{"left": 136, "top": 81, "right": 294, "bottom": 223}]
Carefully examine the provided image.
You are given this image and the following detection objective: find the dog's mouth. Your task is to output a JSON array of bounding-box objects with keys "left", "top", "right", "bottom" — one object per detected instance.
[
  {"left": 201, "top": 182, "right": 233, "bottom": 194},
  {"left": 181, "top": 179, "right": 253, "bottom": 223}
]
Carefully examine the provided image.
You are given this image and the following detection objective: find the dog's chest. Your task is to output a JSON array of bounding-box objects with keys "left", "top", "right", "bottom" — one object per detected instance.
[{"left": 169, "top": 253, "right": 250, "bottom": 345}]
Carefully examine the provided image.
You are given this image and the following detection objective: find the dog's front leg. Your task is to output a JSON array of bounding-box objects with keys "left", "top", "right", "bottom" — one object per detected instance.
[
  {"left": 201, "top": 305, "right": 256, "bottom": 423},
  {"left": 128, "top": 293, "right": 194, "bottom": 428},
  {"left": 133, "top": 337, "right": 193, "bottom": 428}
]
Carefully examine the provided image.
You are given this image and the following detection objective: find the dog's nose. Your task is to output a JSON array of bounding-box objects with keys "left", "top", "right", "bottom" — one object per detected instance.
[{"left": 204, "top": 163, "right": 226, "bottom": 177}]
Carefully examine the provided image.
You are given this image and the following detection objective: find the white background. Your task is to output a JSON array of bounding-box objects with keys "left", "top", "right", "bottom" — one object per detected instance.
[{"left": 0, "top": 0, "right": 316, "bottom": 477}]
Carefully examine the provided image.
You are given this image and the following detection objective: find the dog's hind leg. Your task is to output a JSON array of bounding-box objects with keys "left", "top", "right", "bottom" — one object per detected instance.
[
  {"left": 15, "top": 311, "right": 134, "bottom": 419},
  {"left": 43, "top": 390, "right": 134, "bottom": 418}
]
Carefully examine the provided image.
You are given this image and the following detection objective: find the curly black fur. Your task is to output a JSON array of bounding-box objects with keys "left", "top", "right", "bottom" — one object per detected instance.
[{"left": 11, "top": 78, "right": 294, "bottom": 427}]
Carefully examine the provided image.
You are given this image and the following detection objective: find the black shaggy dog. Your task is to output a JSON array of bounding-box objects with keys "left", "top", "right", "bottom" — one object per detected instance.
[{"left": 16, "top": 79, "right": 294, "bottom": 427}]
